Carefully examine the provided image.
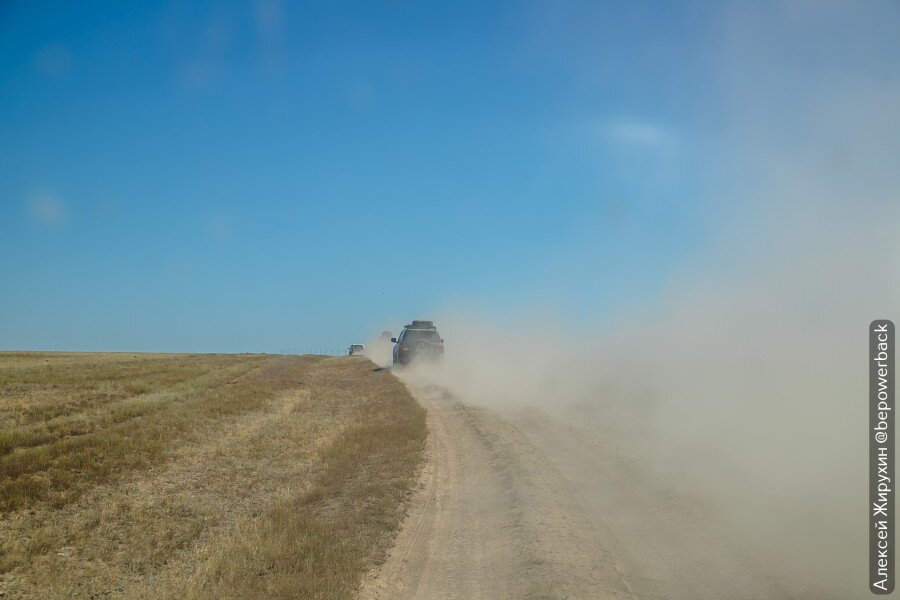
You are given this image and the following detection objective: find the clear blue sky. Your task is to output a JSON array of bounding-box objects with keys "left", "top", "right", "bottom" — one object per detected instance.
[{"left": 1, "top": 1, "right": 891, "bottom": 352}]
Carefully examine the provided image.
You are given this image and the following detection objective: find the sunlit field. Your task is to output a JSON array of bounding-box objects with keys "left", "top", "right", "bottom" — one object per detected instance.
[{"left": 0, "top": 352, "right": 425, "bottom": 598}]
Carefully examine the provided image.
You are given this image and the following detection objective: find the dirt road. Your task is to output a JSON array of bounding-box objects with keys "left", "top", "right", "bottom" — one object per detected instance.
[
  {"left": 361, "top": 384, "right": 646, "bottom": 599},
  {"left": 361, "top": 384, "right": 840, "bottom": 600}
]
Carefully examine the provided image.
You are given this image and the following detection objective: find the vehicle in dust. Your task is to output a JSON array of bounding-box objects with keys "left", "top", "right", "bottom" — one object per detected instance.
[
  {"left": 391, "top": 321, "right": 444, "bottom": 366},
  {"left": 348, "top": 344, "right": 366, "bottom": 356}
]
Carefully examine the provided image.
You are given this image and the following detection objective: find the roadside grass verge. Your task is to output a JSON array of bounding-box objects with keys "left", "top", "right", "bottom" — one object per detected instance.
[
  {"left": 184, "top": 358, "right": 426, "bottom": 600},
  {"left": 0, "top": 353, "right": 426, "bottom": 599}
]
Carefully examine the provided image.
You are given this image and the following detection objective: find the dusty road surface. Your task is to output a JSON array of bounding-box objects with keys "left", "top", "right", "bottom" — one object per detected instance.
[{"left": 361, "top": 383, "right": 840, "bottom": 600}]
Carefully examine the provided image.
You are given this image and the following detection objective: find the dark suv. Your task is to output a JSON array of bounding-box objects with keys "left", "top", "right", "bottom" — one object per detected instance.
[{"left": 392, "top": 321, "right": 444, "bottom": 366}]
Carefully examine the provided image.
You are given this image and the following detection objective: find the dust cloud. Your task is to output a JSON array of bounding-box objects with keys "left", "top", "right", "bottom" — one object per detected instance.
[
  {"left": 390, "top": 188, "right": 896, "bottom": 597},
  {"left": 365, "top": 330, "right": 395, "bottom": 368},
  {"left": 376, "top": 3, "right": 900, "bottom": 597}
]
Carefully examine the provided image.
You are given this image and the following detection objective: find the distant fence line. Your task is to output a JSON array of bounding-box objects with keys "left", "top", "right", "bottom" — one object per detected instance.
[{"left": 279, "top": 347, "right": 345, "bottom": 356}]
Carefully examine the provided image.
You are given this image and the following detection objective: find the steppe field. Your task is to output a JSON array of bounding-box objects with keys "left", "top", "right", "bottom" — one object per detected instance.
[{"left": 0, "top": 352, "right": 425, "bottom": 599}]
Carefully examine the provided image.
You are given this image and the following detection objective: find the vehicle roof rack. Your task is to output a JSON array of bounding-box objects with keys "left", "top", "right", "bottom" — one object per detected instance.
[{"left": 407, "top": 320, "right": 435, "bottom": 329}]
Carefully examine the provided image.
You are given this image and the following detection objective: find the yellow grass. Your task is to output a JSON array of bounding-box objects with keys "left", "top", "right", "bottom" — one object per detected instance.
[
  {"left": 0, "top": 352, "right": 292, "bottom": 511},
  {"left": 0, "top": 352, "right": 425, "bottom": 599}
]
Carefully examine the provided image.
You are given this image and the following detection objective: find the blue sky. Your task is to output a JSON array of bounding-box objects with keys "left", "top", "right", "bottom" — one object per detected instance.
[{"left": 1, "top": 1, "right": 890, "bottom": 352}]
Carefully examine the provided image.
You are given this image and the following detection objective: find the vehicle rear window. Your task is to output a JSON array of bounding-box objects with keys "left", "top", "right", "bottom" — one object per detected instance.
[{"left": 403, "top": 329, "right": 441, "bottom": 343}]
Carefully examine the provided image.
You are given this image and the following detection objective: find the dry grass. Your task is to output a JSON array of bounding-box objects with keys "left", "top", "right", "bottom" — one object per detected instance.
[
  {"left": 0, "top": 353, "right": 425, "bottom": 599},
  {"left": 183, "top": 358, "right": 426, "bottom": 600},
  {"left": 0, "top": 352, "right": 294, "bottom": 511}
]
